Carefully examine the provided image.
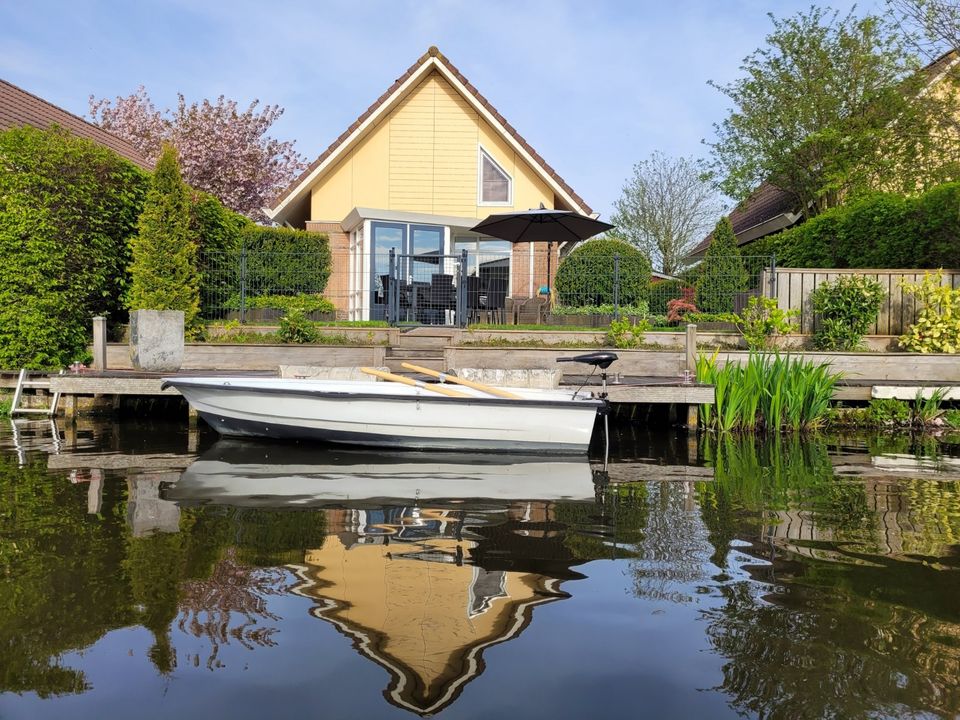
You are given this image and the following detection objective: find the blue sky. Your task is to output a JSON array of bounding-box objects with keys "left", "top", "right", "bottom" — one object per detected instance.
[{"left": 1, "top": 0, "right": 871, "bottom": 219}]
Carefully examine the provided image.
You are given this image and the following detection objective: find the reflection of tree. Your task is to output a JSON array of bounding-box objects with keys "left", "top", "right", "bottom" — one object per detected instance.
[
  {"left": 695, "top": 433, "right": 960, "bottom": 718},
  {"left": 0, "top": 455, "right": 131, "bottom": 697},
  {"left": 177, "top": 548, "right": 292, "bottom": 670},
  {"left": 0, "top": 448, "right": 326, "bottom": 697},
  {"left": 628, "top": 482, "right": 712, "bottom": 603},
  {"left": 704, "top": 566, "right": 960, "bottom": 718},
  {"left": 696, "top": 434, "right": 873, "bottom": 567}
]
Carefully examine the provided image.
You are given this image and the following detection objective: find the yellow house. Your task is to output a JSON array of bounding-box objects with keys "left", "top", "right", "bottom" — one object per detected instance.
[
  {"left": 288, "top": 505, "right": 576, "bottom": 715},
  {"left": 266, "top": 46, "right": 595, "bottom": 321}
]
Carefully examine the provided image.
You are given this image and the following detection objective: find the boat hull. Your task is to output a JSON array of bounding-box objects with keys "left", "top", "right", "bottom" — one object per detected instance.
[{"left": 167, "top": 377, "right": 603, "bottom": 454}]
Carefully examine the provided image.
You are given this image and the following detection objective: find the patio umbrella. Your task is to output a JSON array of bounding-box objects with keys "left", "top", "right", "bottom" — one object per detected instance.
[{"left": 470, "top": 206, "right": 614, "bottom": 296}]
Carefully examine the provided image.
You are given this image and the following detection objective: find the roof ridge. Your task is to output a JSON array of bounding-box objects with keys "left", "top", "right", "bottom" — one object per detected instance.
[{"left": 268, "top": 47, "right": 591, "bottom": 215}]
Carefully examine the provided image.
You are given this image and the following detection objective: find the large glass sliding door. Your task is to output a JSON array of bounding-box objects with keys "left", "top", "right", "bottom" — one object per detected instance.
[
  {"left": 370, "top": 222, "right": 445, "bottom": 321},
  {"left": 370, "top": 222, "right": 405, "bottom": 321}
]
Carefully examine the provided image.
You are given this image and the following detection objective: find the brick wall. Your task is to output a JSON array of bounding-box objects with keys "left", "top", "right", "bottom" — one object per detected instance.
[{"left": 306, "top": 221, "right": 350, "bottom": 316}]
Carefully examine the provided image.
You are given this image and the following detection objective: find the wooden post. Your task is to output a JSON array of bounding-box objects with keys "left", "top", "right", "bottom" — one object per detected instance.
[
  {"left": 92, "top": 316, "right": 107, "bottom": 370},
  {"left": 685, "top": 404, "right": 699, "bottom": 430},
  {"left": 685, "top": 323, "right": 697, "bottom": 375}
]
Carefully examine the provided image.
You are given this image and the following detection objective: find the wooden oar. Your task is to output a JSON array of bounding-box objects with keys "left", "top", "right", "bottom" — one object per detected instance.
[
  {"left": 400, "top": 362, "right": 522, "bottom": 399},
  {"left": 359, "top": 367, "right": 471, "bottom": 398}
]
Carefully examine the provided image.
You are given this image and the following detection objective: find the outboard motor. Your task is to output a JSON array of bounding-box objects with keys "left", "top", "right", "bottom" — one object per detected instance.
[
  {"left": 556, "top": 352, "right": 618, "bottom": 398},
  {"left": 557, "top": 352, "right": 619, "bottom": 464}
]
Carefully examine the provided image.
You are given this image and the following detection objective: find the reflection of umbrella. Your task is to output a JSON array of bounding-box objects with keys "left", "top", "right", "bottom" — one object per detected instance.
[{"left": 470, "top": 206, "right": 614, "bottom": 294}]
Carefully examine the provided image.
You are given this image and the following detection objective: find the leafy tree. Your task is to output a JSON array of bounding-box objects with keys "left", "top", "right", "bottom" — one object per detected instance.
[
  {"left": 611, "top": 152, "right": 724, "bottom": 275},
  {"left": 696, "top": 217, "right": 747, "bottom": 313},
  {"left": 89, "top": 87, "right": 305, "bottom": 220},
  {"left": 0, "top": 126, "right": 147, "bottom": 368},
  {"left": 887, "top": 0, "right": 960, "bottom": 58},
  {"left": 128, "top": 144, "right": 201, "bottom": 331},
  {"left": 707, "top": 7, "right": 960, "bottom": 219}
]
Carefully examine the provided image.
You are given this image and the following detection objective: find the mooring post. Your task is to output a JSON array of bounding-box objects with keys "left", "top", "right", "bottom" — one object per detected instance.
[
  {"left": 92, "top": 316, "right": 107, "bottom": 370},
  {"left": 685, "top": 323, "right": 697, "bottom": 375},
  {"left": 684, "top": 323, "right": 699, "bottom": 431}
]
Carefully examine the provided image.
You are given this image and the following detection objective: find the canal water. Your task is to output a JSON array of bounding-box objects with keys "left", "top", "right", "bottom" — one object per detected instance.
[{"left": 0, "top": 419, "right": 958, "bottom": 719}]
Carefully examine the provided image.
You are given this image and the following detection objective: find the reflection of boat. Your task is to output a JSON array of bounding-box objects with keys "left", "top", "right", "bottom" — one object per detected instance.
[
  {"left": 162, "top": 353, "right": 616, "bottom": 454},
  {"left": 165, "top": 440, "right": 598, "bottom": 506}
]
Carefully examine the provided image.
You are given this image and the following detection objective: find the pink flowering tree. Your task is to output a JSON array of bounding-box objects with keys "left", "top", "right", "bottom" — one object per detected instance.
[{"left": 89, "top": 87, "right": 305, "bottom": 221}]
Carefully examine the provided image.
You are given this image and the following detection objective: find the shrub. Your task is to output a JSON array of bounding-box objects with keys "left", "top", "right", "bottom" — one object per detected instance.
[
  {"left": 554, "top": 239, "right": 651, "bottom": 307},
  {"left": 190, "top": 191, "right": 247, "bottom": 254},
  {"left": 225, "top": 293, "right": 335, "bottom": 314},
  {"left": 733, "top": 296, "right": 798, "bottom": 350},
  {"left": 277, "top": 308, "right": 320, "bottom": 343},
  {"left": 868, "top": 398, "right": 912, "bottom": 426},
  {"left": 128, "top": 144, "right": 201, "bottom": 334},
  {"left": 667, "top": 298, "right": 697, "bottom": 323},
  {"left": 605, "top": 316, "right": 650, "bottom": 348},
  {"left": 549, "top": 302, "right": 648, "bottom": 317},
  {"left": 648, "top": 279, "right": 693, "bottom": 314},
  {"left": 0, "top": 126, "right": 148, "bottom": 368},
  {"left": 810, "top": 275, "right": 885, "bottom": 350},
  {"left": 240, "top": 225, "right": 332, "bottom": 295},
  {"left": 696, "top": 217, "right": 748, "bottom": 313},
  {"left": 899, "top": 271, "right": 960, "bottom": 353},
  {"left": 772, "top": 183, "right": 960, "bottom": 269}
]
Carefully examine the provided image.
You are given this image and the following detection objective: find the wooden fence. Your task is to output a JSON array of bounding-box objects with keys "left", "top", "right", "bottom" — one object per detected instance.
[{"left": 765, "top": 268, "right": 960, "bottom": 336}]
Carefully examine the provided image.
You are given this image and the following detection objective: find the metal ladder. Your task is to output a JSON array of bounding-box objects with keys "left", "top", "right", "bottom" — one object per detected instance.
[{"left": 10, "top": 369, "right": 62, "bottom": 417}]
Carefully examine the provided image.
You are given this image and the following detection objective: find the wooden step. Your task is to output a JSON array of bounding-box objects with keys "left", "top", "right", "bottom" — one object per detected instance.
[
  {"left": 386, "top": 348, "right": 444, "bottom": 359},
  {"left": 385, "top": 357, "right": 445, "bottom": 373}
]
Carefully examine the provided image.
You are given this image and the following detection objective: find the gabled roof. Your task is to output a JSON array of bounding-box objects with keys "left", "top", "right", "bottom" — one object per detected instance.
[
  {"left": 689, "top": 181, "right": 800, "bottom": 257},
  {"left": 0, "top": 78, "right": 152, "bottom": 169},
  {"left": 691, "top": 48, "right": 960, "bottom": 257},
  {"left": 267, "top": 46, "right": 592, "bottom": 222}
]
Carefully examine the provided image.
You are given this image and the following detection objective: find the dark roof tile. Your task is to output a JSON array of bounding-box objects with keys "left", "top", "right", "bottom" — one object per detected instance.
[{"left": 0, "top": 78, "right": 152, "bottom": 169}]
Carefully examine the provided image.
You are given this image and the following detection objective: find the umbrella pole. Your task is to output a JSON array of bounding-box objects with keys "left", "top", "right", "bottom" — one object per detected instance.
[{"left": 547, "top": 241, "right": 553, "bottom": 309}]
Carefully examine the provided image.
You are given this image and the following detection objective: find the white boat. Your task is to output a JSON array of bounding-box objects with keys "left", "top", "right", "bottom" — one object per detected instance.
[
  {"left": 162, "top": 353, "right": 616, "bottom": 454},
  {"left": 165, "top": 441, "right": 598, "bottom": 506}
]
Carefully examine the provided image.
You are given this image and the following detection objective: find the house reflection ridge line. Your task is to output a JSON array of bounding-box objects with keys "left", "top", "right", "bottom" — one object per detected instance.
[{"left": 287, "top": 506, "right": 572, "bottom": 716}]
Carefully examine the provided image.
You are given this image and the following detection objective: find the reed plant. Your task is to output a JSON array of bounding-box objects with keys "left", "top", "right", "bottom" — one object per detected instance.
[{"left": 696, "top": 351, "right": 841, "bottom": 432}]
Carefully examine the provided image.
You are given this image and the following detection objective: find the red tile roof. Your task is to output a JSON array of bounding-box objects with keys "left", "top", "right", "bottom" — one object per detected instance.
[
  {"left": 0, "top": 78, "right": 152, "bottom": 169},
  {"left": 270, "top": 46, "right": 591, "bottom": 215}
]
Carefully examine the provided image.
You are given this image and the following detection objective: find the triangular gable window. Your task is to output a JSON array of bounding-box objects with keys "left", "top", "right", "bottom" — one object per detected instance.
[{"left": 479, "top": 147, "right": 512, "bottom": 205}]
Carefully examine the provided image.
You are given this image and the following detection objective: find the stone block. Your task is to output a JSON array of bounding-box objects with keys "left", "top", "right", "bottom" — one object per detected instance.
[{"left": 129, "top": 310, "right": 184, "bottom": 372}]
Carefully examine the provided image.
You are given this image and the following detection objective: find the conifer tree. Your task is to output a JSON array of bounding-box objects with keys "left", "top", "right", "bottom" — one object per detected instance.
[
  {"left": 128, "top": 144, "right": 200, "bottom": 330},
  {"left": 696, "top": 217, "right": 748, "bottom": 313}
]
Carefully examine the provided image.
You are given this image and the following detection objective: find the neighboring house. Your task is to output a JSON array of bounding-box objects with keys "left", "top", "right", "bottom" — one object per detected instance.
[
  {"left": 0, "top": 78, "right": 152, "bottom": 169},
  {"left": 689, "top": 49, "right": 960, "bottom": 260},
  {"left": 266, "top": 46, "right": 595, "bottom": 320}
]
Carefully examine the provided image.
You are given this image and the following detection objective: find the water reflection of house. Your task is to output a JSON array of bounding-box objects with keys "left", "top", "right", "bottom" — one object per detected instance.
[{"left": 289, "top": 505, "right": 578, "bottom": 716}]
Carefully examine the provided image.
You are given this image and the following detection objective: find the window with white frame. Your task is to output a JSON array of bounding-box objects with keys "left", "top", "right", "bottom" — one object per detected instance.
[{"left": 478, "top": 147, "right": 512, "bottom": 205}]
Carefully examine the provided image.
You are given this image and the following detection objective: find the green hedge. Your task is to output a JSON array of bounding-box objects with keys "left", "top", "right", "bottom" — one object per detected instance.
[
  {"left": 554, "top": 239, "right": 651, "bottom": 306},
  {"left": 649, "top": 279, "right": 691, "bottom": 314},
  {"left": 240, "top": 225, "right": 332, "bottom": 295},
  {"left": 0, "top": 126, "right": 148, "bottom": 368},
  {"left": 773, "top": 183, "right": 960, "bottom": 268}
]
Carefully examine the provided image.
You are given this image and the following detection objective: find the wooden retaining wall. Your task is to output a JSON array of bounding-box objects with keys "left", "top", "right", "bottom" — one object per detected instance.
[
  {"left": 769, "top": 267, "right": 960, "bottom": 336},
  {"left": 104, "top": 343, "right": 387, "bottom": 371}
]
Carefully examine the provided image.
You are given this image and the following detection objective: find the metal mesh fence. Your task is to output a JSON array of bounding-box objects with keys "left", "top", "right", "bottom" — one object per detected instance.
[{"left": 198, "top": 249, "right": 774, "bottom": 326}]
